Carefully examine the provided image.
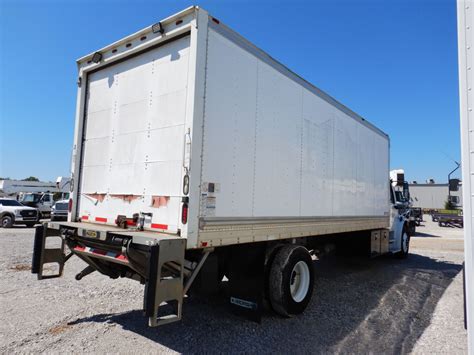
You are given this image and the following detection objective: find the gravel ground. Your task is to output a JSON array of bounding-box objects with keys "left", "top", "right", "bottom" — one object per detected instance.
[{"left": 0, "top": 216, "right": 467, "bottom": 353}]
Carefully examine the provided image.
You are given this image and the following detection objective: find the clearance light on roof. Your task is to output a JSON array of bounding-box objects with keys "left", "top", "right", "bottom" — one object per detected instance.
[
  {"left": 91, "top": 52, "right": 102, "bottom": 64},
  {"left": 152, "top": 22, "right": 164, "bottom": 34}
]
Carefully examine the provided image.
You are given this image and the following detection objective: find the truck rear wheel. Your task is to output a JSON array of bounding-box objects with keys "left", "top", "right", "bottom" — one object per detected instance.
[{"left": 269, "top": 245, "right": 314, "bottom": 317}]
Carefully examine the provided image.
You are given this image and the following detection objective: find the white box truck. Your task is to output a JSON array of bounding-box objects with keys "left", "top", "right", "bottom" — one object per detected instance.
[{"left": 32, "top": 6, "right": 409, "bottom": 327}]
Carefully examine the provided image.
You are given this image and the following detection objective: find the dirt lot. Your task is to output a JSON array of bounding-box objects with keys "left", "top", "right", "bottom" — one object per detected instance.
[{"left": 0, "top": 216, "right": 467, "bottom": 353}]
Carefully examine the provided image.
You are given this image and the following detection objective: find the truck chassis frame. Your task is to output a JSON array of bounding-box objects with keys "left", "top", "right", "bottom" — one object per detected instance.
[{"left": 32, "top": 220, "right": 400, "bottom": 327}]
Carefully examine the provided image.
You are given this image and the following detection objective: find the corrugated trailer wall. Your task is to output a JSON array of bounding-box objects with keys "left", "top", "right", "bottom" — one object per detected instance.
[{"left": 199, "top": 23, "right": 389, "bottom": 221}]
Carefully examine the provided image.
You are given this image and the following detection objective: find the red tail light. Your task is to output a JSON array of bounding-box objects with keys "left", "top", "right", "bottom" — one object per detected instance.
[
  {"left": 68, "top": 198, "right": 73, "bottom": 213},
  {"left": 181, "top": 203, "right": 188, "bottom": 224}
]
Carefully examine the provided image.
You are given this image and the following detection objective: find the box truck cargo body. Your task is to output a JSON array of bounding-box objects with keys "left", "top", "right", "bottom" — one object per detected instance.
[
  {"left": 74, "top": 7, "right": 389, "bottom": 248},
  {"left": 32, "top": 7, "right": 407, "bottom": 327}
]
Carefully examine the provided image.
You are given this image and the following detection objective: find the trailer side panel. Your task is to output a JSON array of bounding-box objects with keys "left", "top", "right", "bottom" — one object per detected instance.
[{"left": 197, "top": 21, "right": 389, "bottom": 247}]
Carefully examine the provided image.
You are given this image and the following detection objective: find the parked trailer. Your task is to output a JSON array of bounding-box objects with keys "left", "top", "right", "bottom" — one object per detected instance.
[
  {"left": 434, "top": 213, "right": 464, "bottom": 228},
  {"left": 431, "top": 210, "right": 461, "bottom": 222},
  {"left": 32, "top": 6, "right": 409, "bottom": 327},
  {"left": 390, "top": 169, "right": 417, "bottom": 235}
]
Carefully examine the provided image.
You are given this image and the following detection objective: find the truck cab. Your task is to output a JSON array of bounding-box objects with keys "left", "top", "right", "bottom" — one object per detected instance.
[
  {"left": 389, "top": 182, "right": 410, "bottom": 256},
  {"left": 390, "top": 169, "right": 416, "bottom": 236},
  {"left": 19, "top": 192, "right": 54, "bottom": 219}
]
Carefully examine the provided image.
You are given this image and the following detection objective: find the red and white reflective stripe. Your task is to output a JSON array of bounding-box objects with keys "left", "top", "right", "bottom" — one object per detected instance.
[
  {"left": 95, "top": 217, "right": 107, "bottom": 223},
  {"left": 73, "top": 246, "right": 128, "bottom": 262},
  {"left": 151, "top": 223, "right": 168, "bottom": 230},
  {"left": 116, "top": 254, "right": 127, "bottom": 261}
]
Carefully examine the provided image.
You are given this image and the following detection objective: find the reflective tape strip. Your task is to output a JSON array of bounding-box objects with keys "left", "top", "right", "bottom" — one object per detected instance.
[
  {"left": 151, "top": 223, "right": 168, "bottom": 230},
  {"left": 91, "top": 248, "right": 107, "bottom": 256},
  {"left": 95, "top": 217, "right": 107, "bottom": 223}
]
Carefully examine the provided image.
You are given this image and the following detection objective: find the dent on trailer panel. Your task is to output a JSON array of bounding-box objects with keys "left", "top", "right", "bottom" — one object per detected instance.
[
  {"left": 301, "top": 89, "right": 335, "bottom": 217},
  {"left": 253, "top": 59, "right": 303, "bottom": 217},
  {"left": 356, "top": 122, "right": 376, "bottom": 215},
  {"left": 333, "top": 110, "right": 358, "bottom": 216},
  {"left": 373, "top": 133, "right": 390, "bottom": 215}
]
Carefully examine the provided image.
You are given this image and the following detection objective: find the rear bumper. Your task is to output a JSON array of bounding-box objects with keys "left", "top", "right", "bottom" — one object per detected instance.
[
  {"left": 33, "top": 221, "right": 186, "bottom": 327},
  {"left": 46, "top": 221, "right": 182, "bottom": 246},
  {"left": 45, "top": 221, "right": 184, "bottom": 279},
  {"left": 36, "top": 221, "right": 185, "bottom": 283}
]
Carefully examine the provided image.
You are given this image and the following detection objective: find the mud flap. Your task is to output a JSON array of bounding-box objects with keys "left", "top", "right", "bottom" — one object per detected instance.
[
  {"left": 31, "top": 223, "right": 66, "bottom": 279},
  {"left": 228, "top": 242, "right": 266, "bottom": 323}
]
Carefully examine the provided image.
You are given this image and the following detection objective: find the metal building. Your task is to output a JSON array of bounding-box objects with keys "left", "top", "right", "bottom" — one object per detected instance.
[{"left": 409, "top": 183, "right": 462, "bottom": 210}]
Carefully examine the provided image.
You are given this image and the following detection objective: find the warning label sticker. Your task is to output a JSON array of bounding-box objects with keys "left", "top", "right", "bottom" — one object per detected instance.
[{"left": 200, "top": 193, "right": 216, "bottom": 217}]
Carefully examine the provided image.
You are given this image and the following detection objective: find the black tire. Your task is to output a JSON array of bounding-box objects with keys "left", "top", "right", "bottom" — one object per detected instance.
[
  {"left": 396, "top": 227, "right": 410, "bottom": 259},
  {"left": 1, "top": 215, "right": 13, "bottom": 228},
  {"left": 269, "top": 245, "right": 314, "bottom": 317}
]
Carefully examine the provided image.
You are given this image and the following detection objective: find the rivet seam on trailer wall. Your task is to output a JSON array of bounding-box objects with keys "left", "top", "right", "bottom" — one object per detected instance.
[{"left": 207, "top": 20, "right": 388, "bottom": 141}]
